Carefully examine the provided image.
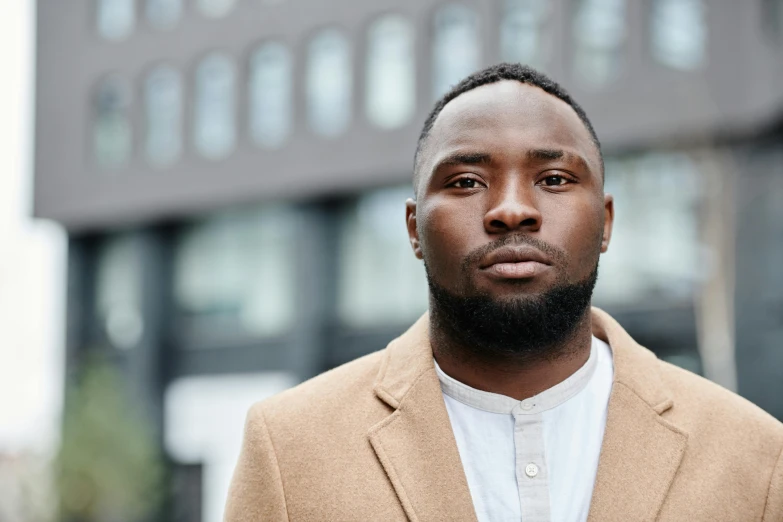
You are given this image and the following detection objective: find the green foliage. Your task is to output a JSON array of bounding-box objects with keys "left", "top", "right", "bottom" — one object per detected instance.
[{"left": 57, "top": 358, "right": 165, "bottom": 522}]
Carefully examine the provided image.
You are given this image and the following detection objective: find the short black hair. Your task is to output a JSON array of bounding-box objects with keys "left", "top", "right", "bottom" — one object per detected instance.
[{"left": 413, "top": 63, "right": 603, "bottom": 193}]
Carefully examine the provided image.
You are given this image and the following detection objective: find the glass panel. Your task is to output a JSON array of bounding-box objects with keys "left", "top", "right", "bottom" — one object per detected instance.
[
  {"left": 501, "top": 0, "right": 552, "bottom": 68},
  {"left": 194, "top": 53, "right": 237, "bottom": 160},
  {"left": 196, "top": 0, "right": 236, "bottom": 18},
  {"left": 144, "top": 65, "right": 182, "bottom": 167},
  {"left": 164, "top": 374, "right": 296, "bottom": 522},
  {"left": 572, "top": 0, "right": 627, "bottom": 87},
  {"left": 306, "top": 28, "right": 353, "bottom": 137},
  {"left": 249, "top": 42, "right": 293, "bottom": 149},
  {"left": 756, "top": 164, "right": 783, "bottom": 301},
  {"left": 338, "top": 186, "right": 429, "bottom": 328},
  {"left": 365, "top": 14, "right": 416, "bottom": 130},
  {"left": 593, "top": 153, "right": 704, "bottom": 306},
  {"left": 651, "top": 0, "right": 707, "bottom": 70},
  {"left": 174, "top": 205, "right": 297, "bottom": 338},
  {"left": 97, "top": 0, "right": 136, "bottom": 41},
  {"left": 765, "top": 0, "right": 783, "bottom": 40},
  {"left": 432, "top": 4, "right": 481, "bottom": 99},
  {"left": 145, "top": 0, "right": 182, "bottom": 29},
  {"left": 96, "top": 235, "right": 144, "bottom": 350},
  {"left": 93, "top": 77, "right": 132, "bottom": 169}
]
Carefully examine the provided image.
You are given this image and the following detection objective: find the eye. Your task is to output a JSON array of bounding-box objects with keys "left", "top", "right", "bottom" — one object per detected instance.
[
  {"left": 448, "top": 176, "right": 484, "bottom": 189},
  {"left": 455, "top": 179, "right": 478, "bottom": 189},
  {"left": 539, "top": 174, "right": 572, "bottom": 187}
]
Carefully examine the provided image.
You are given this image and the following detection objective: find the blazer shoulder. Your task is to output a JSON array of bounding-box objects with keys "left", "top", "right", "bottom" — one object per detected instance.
[
  {"left": 253, "top": 349, "right": 388, "bottom": 424},
  {"left": 657, "top": 358, "right": 783, "bottom": 443}
]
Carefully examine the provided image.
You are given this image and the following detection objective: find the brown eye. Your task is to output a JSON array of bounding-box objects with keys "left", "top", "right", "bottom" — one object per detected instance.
[
  {"left": 454, "top": 178, "right": 478, "bottom": 189},
  {"left": 543, "top": 175, "right": 567, "bottom": 186}
]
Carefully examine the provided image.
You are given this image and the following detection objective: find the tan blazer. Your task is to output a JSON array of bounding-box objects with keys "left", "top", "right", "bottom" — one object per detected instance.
[{"left": 224, "top": 309, "right": 783, "bottom": 521}]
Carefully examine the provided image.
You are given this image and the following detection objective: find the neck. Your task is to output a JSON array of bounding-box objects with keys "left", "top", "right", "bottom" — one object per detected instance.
[{"left": 430, "top": 312, "right": 593, "bottom": 401}]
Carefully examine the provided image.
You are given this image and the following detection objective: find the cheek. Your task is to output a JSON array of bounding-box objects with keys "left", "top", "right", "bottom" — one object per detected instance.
[
  {"left": 418, "top": 199, "right": 482, "bottom": 280},
  {"left": 543, "top": 199, "right": 604, "bottom": 272}
]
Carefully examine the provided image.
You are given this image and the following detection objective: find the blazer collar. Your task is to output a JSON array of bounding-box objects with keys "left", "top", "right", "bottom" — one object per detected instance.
[
  {"left": 586, "top": 308, "right": 688, "bottom": 521},
  {"left": 370, "top": 308, "right": 688, "bottom": 521},
  {"left": 369, "top": 313, "right": 477, "bottom": 521},
  {"left": 590, "top": 307, "right": 674, "bottom": 414},
  {"left": 373, "top": 313, "right": 434, "bottom": 410}
]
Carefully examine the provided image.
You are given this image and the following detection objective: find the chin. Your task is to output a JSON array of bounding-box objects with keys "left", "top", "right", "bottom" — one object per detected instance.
[
  {"left": 478, "top": 277, "right": 554, "bottom": 297},
  {"left": 491, "top": 292, "right": 550, "bottom": 309}
]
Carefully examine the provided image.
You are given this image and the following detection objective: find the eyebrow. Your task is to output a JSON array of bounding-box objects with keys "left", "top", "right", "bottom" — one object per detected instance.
[
  {"left": 527, "top": 148, "right": 565, "bottom": 162},
  {"left": 432, "top": 152, "right": 493, "bottom": 172},
  {"left": 528, "top": 148, "right": 592, "bottom": 173}
]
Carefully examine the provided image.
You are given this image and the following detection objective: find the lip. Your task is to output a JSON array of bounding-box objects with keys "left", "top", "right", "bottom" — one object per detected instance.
[{"left": 479, "top": 245, "right": 552, "bottom": 279}]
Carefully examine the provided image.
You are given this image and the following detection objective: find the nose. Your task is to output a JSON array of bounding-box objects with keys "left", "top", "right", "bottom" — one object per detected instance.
[{"left": 483, "top": 182, "right": 542, "bottom": 234}]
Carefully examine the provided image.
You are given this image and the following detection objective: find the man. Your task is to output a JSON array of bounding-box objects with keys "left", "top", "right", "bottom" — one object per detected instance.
[{"left": 224, "top": 64, "right": 783, "bottom": 521}]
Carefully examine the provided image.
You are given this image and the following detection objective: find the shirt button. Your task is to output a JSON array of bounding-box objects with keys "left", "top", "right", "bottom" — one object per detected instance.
[
  {"left": 521, "top": 400, "right": 533, "bottom": 411},
  {"left": 525, "top": 463, "right": 539, "bottom": 478}
]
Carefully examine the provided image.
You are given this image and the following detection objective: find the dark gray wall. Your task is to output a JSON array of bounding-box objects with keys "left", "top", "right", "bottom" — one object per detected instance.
[{"left": 35, "top": 0, "right": 783, "bottom": 231}]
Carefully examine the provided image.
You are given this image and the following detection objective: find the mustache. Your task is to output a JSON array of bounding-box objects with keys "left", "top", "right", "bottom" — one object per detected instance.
[{"left": 460, "top": 234, "right": 567, "bottom": 274}]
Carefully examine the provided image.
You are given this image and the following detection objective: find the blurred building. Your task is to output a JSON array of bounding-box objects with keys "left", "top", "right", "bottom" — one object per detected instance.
[{"left": 35, "top": 0, "right": 783, "bottom": 520}]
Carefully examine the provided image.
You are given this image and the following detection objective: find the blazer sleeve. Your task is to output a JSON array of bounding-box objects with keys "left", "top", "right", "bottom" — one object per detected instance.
[
  {"left": 224, "top": 403, "right": 289, "bottom": 522},
  {"left": 763, "top": 445, "right": 783, "bottom": 522}
]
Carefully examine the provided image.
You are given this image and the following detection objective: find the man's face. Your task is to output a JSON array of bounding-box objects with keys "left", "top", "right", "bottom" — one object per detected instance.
[{"left": 407, "top": 81, "right": 614, "bottom": 354}]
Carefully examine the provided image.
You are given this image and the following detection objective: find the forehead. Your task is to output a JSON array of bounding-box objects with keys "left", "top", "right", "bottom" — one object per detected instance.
[{"left": 423, "top": 80, "right": 600, "bottom": 173}]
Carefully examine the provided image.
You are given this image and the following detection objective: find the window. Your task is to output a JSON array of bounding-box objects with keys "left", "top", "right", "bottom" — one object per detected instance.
[
  {"left": 164, "top": 374, "right": 297, "bottom": 522},
  {"left": 174, "top": 205, "right": 297, "bottom": 338},
  {"left": 96, "top": 235, "right": 144, "bottom": 350},
  {"left": 365, "top": 14, "right": 416, "bottom": 129},
  {"left": 249, "top": 42, "right": 293, "bottom": 149},
  {"left": 338, "top": 186, "right": 429, "bottom": 328},
  {"left": 97, "top": 0, "right": 136, "bottom": 41},
  {"left": 500, "top": 0, "right": 551, "bottom": 68},
  {"left": 572, "top": 0, "right": 627, "bottom": 87},
  {"left": 193, "top": 53, "right": 236, "bottom": 160},
  {"left": 593, "top": 153, "right": 704, "bottom": 306},
  {"left": 196, "top": 0, "right": 236, "bottom": 18},
  {"left": 432, "top": 4, "right": 481, "bottom": 99},
  {"left": 764, "top": 0, "right": 783, "bottom": 40},
  {"left": 145, "top": 0, "right": 181, "bottom": 29},
  {"left": 93, "top": 77, "right": 132, "bottom": 168},
  {"left": 306, "top": 28, "right": 353, "bottom": 137},
  {"left": 144, "top": 65, "right": 182, "bottom": 167},
  {"left": 650, "top": 0, "right": 707, "bottom": 70}
]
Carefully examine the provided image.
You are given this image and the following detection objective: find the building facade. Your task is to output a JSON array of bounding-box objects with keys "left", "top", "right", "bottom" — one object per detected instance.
[{"left": 35, "top": 0, "right": 783, "bottom": 520}]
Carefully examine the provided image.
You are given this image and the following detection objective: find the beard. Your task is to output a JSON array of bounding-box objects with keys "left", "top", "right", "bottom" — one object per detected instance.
[{"left": 424, "top": 237, "right": 599, "bottom": 364}]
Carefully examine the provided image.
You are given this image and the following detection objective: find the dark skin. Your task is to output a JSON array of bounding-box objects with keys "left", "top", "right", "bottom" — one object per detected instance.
[{"left": 406, "top": 80, "right": 614, "bottom": 401}]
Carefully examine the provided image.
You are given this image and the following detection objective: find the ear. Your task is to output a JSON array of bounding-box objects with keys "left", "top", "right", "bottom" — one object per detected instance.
[
  {"left": 405, "top": 198, "right": 423, "bottom": 260},
  {"left": 601, "top": 193, "right": 614, "bottom": 254}
]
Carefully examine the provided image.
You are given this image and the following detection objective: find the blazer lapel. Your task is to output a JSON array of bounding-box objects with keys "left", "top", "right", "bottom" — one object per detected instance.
[
  {"left": 587, "top": 309, "right": 689, "bottom": 522},
  {"left": 368, "top": 315, "right": 478, "bottom": 522}
]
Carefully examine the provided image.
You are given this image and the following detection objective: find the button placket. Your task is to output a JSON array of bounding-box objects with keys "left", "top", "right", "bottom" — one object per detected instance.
[{"left": 513, "top": 412, "right": 551, "bottom": 521}]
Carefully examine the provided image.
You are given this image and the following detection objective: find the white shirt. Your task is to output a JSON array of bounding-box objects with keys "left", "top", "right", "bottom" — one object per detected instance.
[{"left": 435, "top": 336, "right": 614, "bottom": 522}]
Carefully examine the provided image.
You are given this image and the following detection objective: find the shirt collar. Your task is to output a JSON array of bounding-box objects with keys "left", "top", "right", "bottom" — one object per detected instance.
[{"left": 434, "top": 336, "right": 599, "bottom": 415}]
